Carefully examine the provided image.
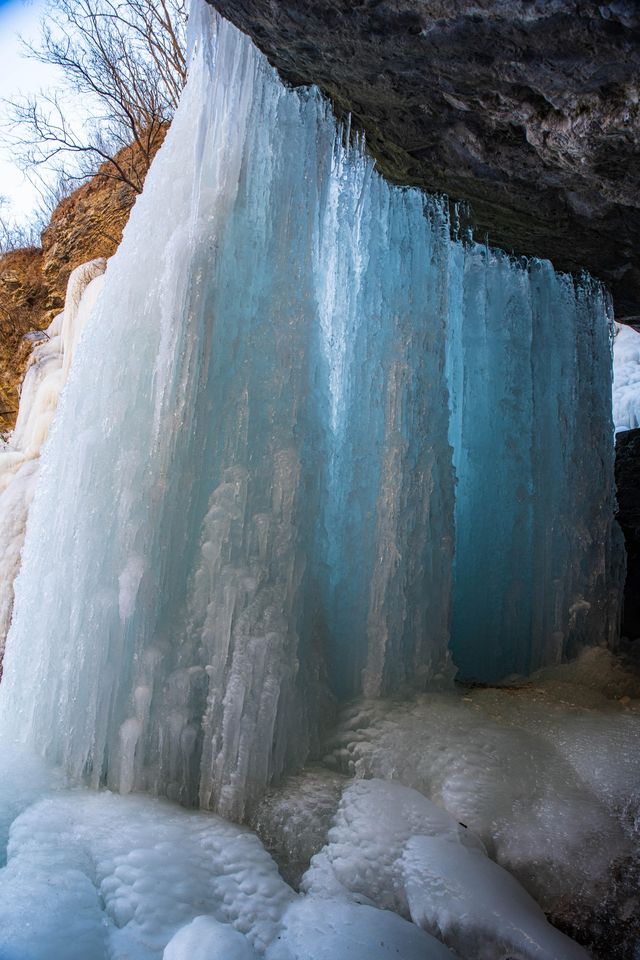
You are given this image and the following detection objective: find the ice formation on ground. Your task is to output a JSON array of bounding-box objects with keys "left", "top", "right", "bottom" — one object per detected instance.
[
  {"left": 2, "top": 679, "right": 626, "bottom": 960},
  {"left": 0, "top": 259, "right": 105, "bottom": 658},
  {"left": 303, "top": 779, "right": 590, "bottom": 959},
  {"left": 323, "top": 647, "right": 640, "bottom": 953},
  {"left": 613, "top": 322, "right": 640, "bottom": 432}
]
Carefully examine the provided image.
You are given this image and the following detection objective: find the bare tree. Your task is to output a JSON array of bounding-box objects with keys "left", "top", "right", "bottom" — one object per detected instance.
[
  {"left": 0, "top": 196, "right": 42, "bottom": 254},
  {"left": 5, "top": 0, "right": 187, "bottom": 196}
]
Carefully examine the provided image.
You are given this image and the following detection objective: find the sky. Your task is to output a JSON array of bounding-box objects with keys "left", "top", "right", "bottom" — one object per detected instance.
[{"left": 0, "top": 0, "right": 58, "bottom": 223}]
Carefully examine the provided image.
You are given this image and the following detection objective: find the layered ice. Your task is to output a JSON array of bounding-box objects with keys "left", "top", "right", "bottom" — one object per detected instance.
[
  {"left": 613, "top": 321, "right": 640, "bottom": 432},
  {"left": 0, "top": 259, "right": 105, "bottom": 659}
]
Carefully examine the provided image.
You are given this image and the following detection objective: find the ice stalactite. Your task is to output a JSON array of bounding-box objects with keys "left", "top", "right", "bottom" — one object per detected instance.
[
  {"left": 0, "top": 259, "right": 105, "bottom": 660},
  {"left": 0, "top": 3, "right": 622, "bottom": 818}
]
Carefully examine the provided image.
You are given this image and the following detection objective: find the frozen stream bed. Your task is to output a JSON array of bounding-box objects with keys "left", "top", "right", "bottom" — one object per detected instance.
[{"left": 0, "top": 648, "right": 637, "bottom": 960}]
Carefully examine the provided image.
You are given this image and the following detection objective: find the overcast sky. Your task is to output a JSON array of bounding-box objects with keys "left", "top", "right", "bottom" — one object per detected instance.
[{"left": 0, "top": 0, "right": 58, "bottom": 222}]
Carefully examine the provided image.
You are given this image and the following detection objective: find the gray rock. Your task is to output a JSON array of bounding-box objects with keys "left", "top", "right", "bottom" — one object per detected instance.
[{"left": 209, "top": 0, "right": 640, "bottom": 319}]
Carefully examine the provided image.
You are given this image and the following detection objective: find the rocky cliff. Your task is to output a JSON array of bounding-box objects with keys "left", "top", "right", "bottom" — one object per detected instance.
[
  {"left": 210, "top": 0, "right": 640, "bottom": 321},
  {"left": 0, "top": 137, "right": 166, "bottom": 433}
]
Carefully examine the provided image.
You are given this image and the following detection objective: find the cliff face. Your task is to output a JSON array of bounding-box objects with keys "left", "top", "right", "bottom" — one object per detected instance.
[
  {"left": 0, "top": 135, "right": 167, "bottom": 433},
  {"left": 0, "top": 175, "right": 135, "bottom": 433},
  {"left": 0, "top": 248, "right": 47, "bottom": 431},
  {"left": 210, "top": 0, "right": 640, "bottom": 320}
]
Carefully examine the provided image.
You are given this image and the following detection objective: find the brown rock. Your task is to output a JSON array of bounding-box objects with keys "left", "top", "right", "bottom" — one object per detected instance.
[
  {"left": 0, "top": 134, "right": 166, "bottom": 433},
  {"left": 209, "top": 0, "right": 640, "bottom": 320}
]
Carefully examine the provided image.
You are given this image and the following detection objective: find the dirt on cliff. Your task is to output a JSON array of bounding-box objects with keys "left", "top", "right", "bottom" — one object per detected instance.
[{"left": 0, "top": 134, "right": 166, "bottom": 433}]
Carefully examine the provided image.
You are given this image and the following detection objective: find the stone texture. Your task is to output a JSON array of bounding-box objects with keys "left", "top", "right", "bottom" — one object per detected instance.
[
  {"left": 615, "top": 428, "right": 640, "bottom": 640},
  {"left": 210, "top": 0, "right": 640, "bottom": 319}
]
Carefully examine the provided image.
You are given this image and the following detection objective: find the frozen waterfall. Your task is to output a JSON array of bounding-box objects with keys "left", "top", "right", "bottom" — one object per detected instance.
[
  {"left": 0, "top": 259, "right": 106, "bottom": 662},
  {"left": 0, "top": 3, "right": 621, "bottom": 823}
]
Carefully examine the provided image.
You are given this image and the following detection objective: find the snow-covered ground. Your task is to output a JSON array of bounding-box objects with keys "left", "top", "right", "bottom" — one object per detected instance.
[{"left": 0, "top": 647, "right": 637, "bottom": 959}]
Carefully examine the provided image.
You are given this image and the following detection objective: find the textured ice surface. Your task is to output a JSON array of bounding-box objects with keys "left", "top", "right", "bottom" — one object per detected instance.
[
  {"left": 613, "top": 322, "right": 640, "bottom": 432},
  {"left": 303, "top": 779, "right": 589, "bottom": 959},
  {"left": 324, "top": 649, "right": 640, "bottom": 952},
  {"left": 163, "top": 916, "right": 259, "bottom": 960},
  {"left": 251, "top": 766, "right": 348, "bottom": 887},
  {"left": 264, "top": 899, "right": 454, "bottom": 960},
  {"left": 0, "top": 785, "right": 294, "bottom": 960},
  {"left": 448, "top": 252, "right": 620, "bottom": 681},
  {"left": 0, "top": 0, "right": 621, "bottom": 817},
  {"left": 0, "top": 260, "right": 105, "bottom": 657}
]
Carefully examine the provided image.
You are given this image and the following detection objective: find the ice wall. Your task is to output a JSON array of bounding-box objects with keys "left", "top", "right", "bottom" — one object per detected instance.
[
  {"left": 0, "top": 3, "right": 621, "bottom": 815},
  {"left": 0, "top": 260, "right": 105, "bottom": 660},
  {"left": 448, "top": 253, "right": 620, "bottom": 679}
]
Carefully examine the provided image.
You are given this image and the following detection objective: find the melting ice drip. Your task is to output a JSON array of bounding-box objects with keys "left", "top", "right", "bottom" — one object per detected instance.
[{"left": 0, "top": 5, "right": 621, "bottom": 818}]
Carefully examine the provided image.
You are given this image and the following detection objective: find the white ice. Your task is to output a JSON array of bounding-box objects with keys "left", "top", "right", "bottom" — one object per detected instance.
[
  {"left": 613, "top": 322, "right": 640, "bottom": 432},
  {"left": 0, "top": 259, "right": 105, "bottom": 656}
]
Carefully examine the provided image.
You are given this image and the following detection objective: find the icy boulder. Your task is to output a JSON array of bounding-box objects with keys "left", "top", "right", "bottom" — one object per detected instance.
[
  {"left": 402, "top": 835, "right": 589, "bottom": 960},
  {"left": 304, "top": 779, "right": 589, "bottom": 959},
  {"left": 264, "top": 899, "right": 454, "bottom": 960},
  {"left": 0, "top": 790, "right": 295, "bottom": 959},
  {"left": 163, "top": 916, "right": 259, "bottom": 959}
]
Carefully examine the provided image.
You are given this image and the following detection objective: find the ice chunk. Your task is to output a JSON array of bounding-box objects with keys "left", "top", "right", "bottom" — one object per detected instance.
[
  {"left": 0, "top": 789, "right": 295, "bottom": 959},
  {"left": 163, "top": 916, "right": 259, "bottom": 959},
  {"left": 264, "top": 899, "right": 454, "bottom": 960},
  {"left": 304, "top": 779, "right": 485, "bottom": 914},
  {"left": 402, "top": 835, "right": 589, "bottom": 959}
]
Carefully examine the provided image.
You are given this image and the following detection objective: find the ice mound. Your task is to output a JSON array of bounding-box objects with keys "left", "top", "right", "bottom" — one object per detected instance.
[
  {"left": 303, "top": 779, "right": 588, "bottom": 959},
  {"left": 0, "top": 789, "right": 294, "bottom": 960},
  {"left": 613, "top": 322, "right": 640, "bottom": 432},
  {"left": 164, "top": 916, "right": 259, "bottom": 959},
  {"left": 264, "top": 899, "right": 454, "bottom": 960},
  {"left": 323, "top": 650, "right": 640, "bottom": 953}
]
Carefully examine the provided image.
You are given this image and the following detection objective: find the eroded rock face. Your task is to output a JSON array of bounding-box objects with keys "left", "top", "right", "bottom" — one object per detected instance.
[
  {"left": 210, "top": 0, "right": 640, "bottom": 319},
  {"left": 615, "top": 428, "right": 640, "bottom": 640}
]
